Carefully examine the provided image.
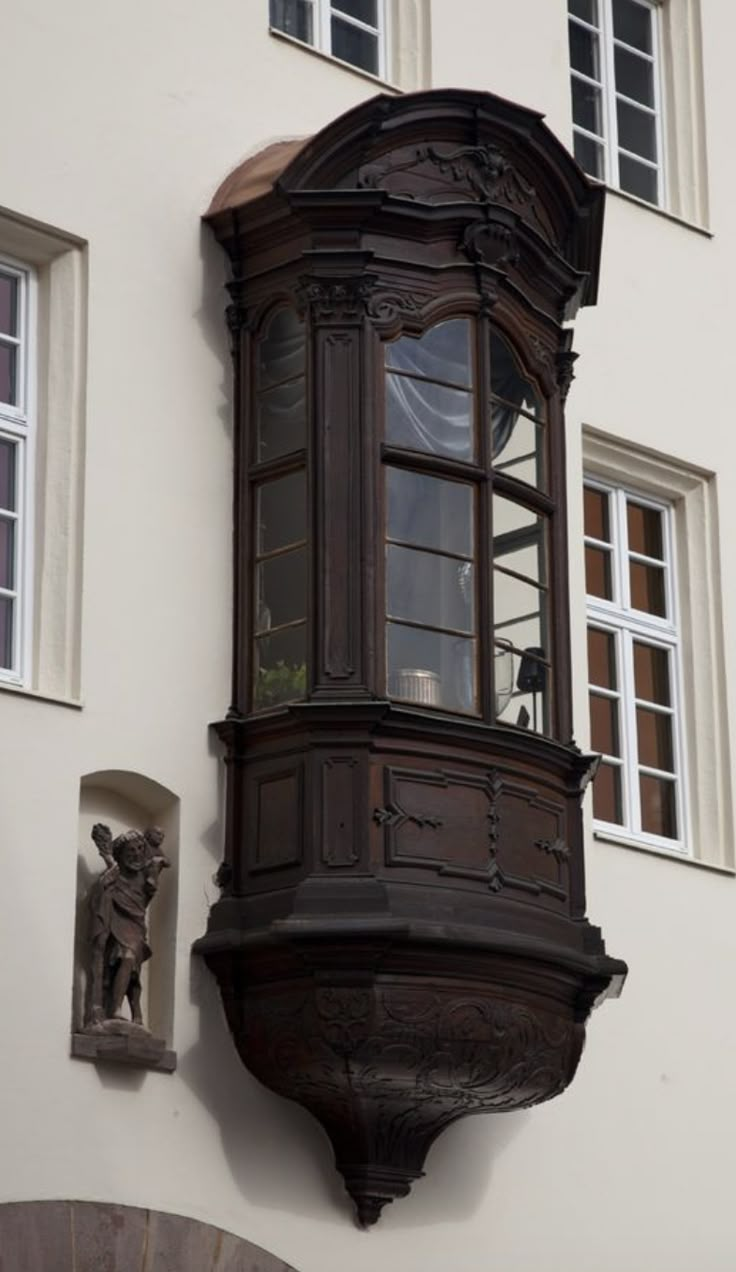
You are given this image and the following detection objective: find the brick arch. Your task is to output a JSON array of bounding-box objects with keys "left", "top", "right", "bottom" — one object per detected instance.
[{"left": 0, "top": 1201, "right": 299, "bottom": 1271}]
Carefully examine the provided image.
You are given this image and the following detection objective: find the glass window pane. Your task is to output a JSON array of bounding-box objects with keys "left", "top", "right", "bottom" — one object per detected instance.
[
  {"left": 494, "top": 570, "right": 546, "bottom": 656},
  {"left": 573, "top": 131, "right": 605, "bottom": 179},
  {"left": 630, "top": 560, "right": 666, "bottom": 616},
  {"left": 637, "top": 707, "right": 674, "bottom": 772},
  {"left": 640, "top": 773, "right": 677, "bottom": 838},
  {"left": 257, "top": 471, "right": 307, "bottom": 556},
  {"left": 493, "top": 496, "right": 546, "bottom": 586},
  {"left": 495, "top": 646, "right": 549, "bottom": 734},
  {"left": 386, "top": 374, "right": 473, "bottom": 461},
  {"left": 492, "top": 407, "right": 545, "bottom": 489},
  {"left": 590, "top": 691, "right": 620, "bottom": 756},
  {"left": 489, "top": 331, "right": 543, "bottom": 418},
  {"left": 256, "top": 547, "right": 307, "bottom": 633},
  {"left": 387, "top": 468, "right": 473, "bottom": 558},
  {"left": 617, "top": 99, "right": 657, "bottom": 161},
  {"left": 387, "top": 622, "right": 476, "bottom": 714},
  {"left": 584, "top": 487, "right": 610, "bottom": 541},
  {"left": 257, "top": 380, "right": 307, "bottom": 462},
  {"left": 0, "top": 439, "right": 16, "bottom": 511},
  {"left": 387, "top": 545, "right": 474, "bottom": 634},
  {"left": 615, "top": 44, "right": 655, "bottom": 107},
  {"left": 0, "top": 594, "right": 12, "bottom": 668},
  {"left": 613, "top": 0, "right": 652, "bottom": 53},
  {"left": 585, "top": 545, "right": 612, "bottom": 599},
  {"left": 270, "top": 0, "right": 314, "bottom": 42},
  {"left": 258, "top": 308, "right": 306, "bottom": 389},
  {"left": 572, "top": 78, "right": 604, "bottom": 136},
  {"left": 0, "top": 273, "right": 18, "bottom": 337},
  {"left": 588, "top": 626, "right": 617, "bottom": 689},
  {"left": 618, "top": 153, "right": 658, "bottom": 204},
  {"left": 386, "top": 320, "right": 472, "bottom": 389},
  {"left": 627, "top": 500, "right": 663, "bottom": 558},
  {"left": 332, "top": 0, "right": 377, "bottom": 27},
  {"left": 254, "top": 624, "right": 307, "bottom": 709},
  {"left": 633, "top": 641, "right": 670, "bottom": 705},
  {"left": 0, "top": 342, "right": 17, "bottom": 407},
  {"left": 593, "top": 761, "right": 623, "bottom": 824},
  {"left": 0, "top": 518, "right": 14, "bottom": 591},
  {"left": 331, "top": 15, "right": 378, "bottom": 71},
  {"left": 569, "top": 23, "right": 600, "bottom": 79},
  {"left": 569, "top": 0, "right": 598, "bottom": 24}
]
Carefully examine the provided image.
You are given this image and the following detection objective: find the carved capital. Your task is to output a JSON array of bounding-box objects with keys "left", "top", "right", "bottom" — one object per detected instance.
[
  {"left": 555, "top": 347, "right": 579, "bottom": 402},
  {"left": 296, "top": 274, "right": 375, "bottom": 323}
]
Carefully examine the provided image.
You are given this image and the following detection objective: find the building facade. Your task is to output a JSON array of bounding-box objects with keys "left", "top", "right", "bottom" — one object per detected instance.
[{"left": 1, "top": 2, "right": 734, "bottom": 1269}]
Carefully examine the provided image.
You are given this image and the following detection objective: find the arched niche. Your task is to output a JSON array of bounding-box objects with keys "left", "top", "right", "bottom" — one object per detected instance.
[{"left": 72, "top": 771, "right": 179, "bottom": 1068}]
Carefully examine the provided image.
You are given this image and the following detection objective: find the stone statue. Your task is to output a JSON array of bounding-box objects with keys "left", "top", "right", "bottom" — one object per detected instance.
[{"left": 84, "top": 823, "right": 170, "bottom": 1034}]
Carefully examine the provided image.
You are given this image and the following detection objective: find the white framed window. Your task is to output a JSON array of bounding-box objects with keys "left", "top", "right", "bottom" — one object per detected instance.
[
  {"left": 0, "top": 257, "right": 35, "bottom": 685},
  {"left": 568, "top": 0, "right": 664, "bottom": 207},
  {"left": 584, "top": 479, "right": 688, "bottom": 850},
  {"left": 270, "top": 0, "right": 386, "bottom": 78}
]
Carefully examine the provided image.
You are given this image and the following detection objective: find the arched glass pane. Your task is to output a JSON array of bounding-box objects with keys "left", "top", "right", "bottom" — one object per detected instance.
[
  {"left": 489, "top": 330, "right": 545, "bottom": 489},
  {"left": 385, "top": 319, "right": 475, "bottom": 460},
  {"left": 257, "top": 308, "right": 307, "bottom": 461}
]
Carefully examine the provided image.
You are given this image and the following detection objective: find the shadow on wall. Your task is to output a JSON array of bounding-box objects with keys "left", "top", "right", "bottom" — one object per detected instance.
[
  {"left": 179, "top": 946, "right": 530, "bottom": 1228},
  {"left": 73, "top": 770, "right": 180, "bottom": 1045}
]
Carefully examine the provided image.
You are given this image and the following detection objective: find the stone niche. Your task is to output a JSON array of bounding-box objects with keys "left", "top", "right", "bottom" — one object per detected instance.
[{"left": 71, "top": 770, "right": 179, "bottom": 1072}]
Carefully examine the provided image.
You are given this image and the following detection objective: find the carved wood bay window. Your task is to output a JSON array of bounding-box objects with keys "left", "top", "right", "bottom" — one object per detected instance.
[{"left": 196, "top": 90, "right": 627, "bottom": 1228}]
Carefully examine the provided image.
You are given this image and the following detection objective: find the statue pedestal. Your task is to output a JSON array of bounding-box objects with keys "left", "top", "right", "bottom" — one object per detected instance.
[{"left": 71, "top": 1021, "right": 176, "bottom": 1073}]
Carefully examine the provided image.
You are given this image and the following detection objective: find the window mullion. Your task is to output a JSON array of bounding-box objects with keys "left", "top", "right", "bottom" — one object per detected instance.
[
  {"left": 601, "top": 0, "right": 620, "bottom": 188},
  {"left": 319, "top": 0, "right": 332, "bottom": 54}
]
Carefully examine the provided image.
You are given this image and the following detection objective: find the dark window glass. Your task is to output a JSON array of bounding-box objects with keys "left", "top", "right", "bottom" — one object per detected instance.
[
  {"left": 331, "top": 16, "right": 378, "bottom": 72},
  {"left": 0, "top": 342, "right": 17, "bottom": 407},
  {"left": 585, "top": 545, "right": 612, "bottom": 599},
  {"left": 633, "top": 641, "right": 670, "bottom": 705},
  {"left": 590, "top": 692, "right": 620, "bottom": 756},
  {"left": 569, "top": 0, "right": 598, "bottom": 24},
  {"left": 257, "top": 381, "right": 307, "bottom": 463},
  {"left": 332, "top": 0, "right": 377, "bottom": 26},
  {"left": 0, "top": 273, "right": 18, "bottom": 337},
  {"left": 574, "top": 131, "right": 605, "bottom": 179},
  {"left": 640, "top": 773, "right": 677, "bottom": 837},
  {"left": 630, "top": 560, "right": 666, "bottom": 616},
  {"left": 257, "top": 472, "right": 307, "bottom": 555},
  {"left": 593, "top": 761, "right": 623, "bottom": 824},
  {"left": 256, "top": 548, "right": 307, "bottom": 633},
  {"left": 637, "top": 707, "right": 674, "bottom": 771},
  {"left": 627, "top": 500, "right": 663, "bottom": 558},
  {"left": 613, "top": 0, "right": 652, "bottom": 53},
  {"left": 0, "top": 439, "right": 16, "bottom": 511},
  {"left": 572, "top": 78, "right": 603, "bottom": 136},
  {"left": 615, "top": 44, "right": 655, "bottom": 107},
  {"left": 386, "top": 375, "right": 473, "bottom": 460},
  {"left": 569, "top": 23, "right": 601, "bottom": 80},
  {"left": 259, "top": 308, "right": 306, "bottom": 389},
  {"left": 270, "top": 0, "right": 314, "bottom": 43},
  {"left": 0, "top": 595, "right": 12, "bottom": 669},
  {"left": 619, "top": 153, "right": 658, "bottom": 203},
  {"left": 0, "top": 518, "right": 14, "bottom": 591},
  {"left": 489, "top": 331, "right": 542, "bottom": 417},
  {"left": 584, "top": 486, "right": 610, "bottom": 541},
  {"left": 588, "top": 626, "right": 617, "bottom": 689},
  {"left": 617, "top": 99, "right": 657, "bottom": 162}
]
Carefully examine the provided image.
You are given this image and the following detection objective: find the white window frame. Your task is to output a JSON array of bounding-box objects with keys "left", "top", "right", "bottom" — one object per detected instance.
[
  {"left": 270, "top": 0, "right": 388, "bottom": 79},
  {"left": 569, "top": 0, "right": 666, "bottom": 208},
  {"left": 0, "top": 255, "right": 36, "bottom": 687},
  {"left": 585, "top": 478, "right": 689, "bottom": 852}
]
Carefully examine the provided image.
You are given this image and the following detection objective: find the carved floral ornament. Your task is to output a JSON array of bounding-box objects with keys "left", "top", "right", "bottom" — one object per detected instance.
[{"left": 199, "top": 89, "right": 623, "bottom": 1227}]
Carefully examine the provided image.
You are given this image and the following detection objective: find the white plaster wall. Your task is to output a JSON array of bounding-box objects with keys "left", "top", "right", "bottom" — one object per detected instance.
[{"left": 1, "top": 3, "right": 736, "bottom": 1271}]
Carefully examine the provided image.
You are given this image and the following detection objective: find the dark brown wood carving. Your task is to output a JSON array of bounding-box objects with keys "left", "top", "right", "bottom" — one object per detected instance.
[{"left": 196, "top": 89, "right": 626, "bottom": 1227}]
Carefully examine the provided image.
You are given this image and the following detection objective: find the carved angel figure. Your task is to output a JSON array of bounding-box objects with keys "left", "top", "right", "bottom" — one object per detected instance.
[{"left": 86, "top": 822, "right": 169, "bottom": 1031}]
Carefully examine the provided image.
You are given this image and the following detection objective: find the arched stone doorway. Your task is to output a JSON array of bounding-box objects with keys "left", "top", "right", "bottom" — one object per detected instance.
[{"left": 0, "top": 1201, "right": 298, "bottom": 1270}]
